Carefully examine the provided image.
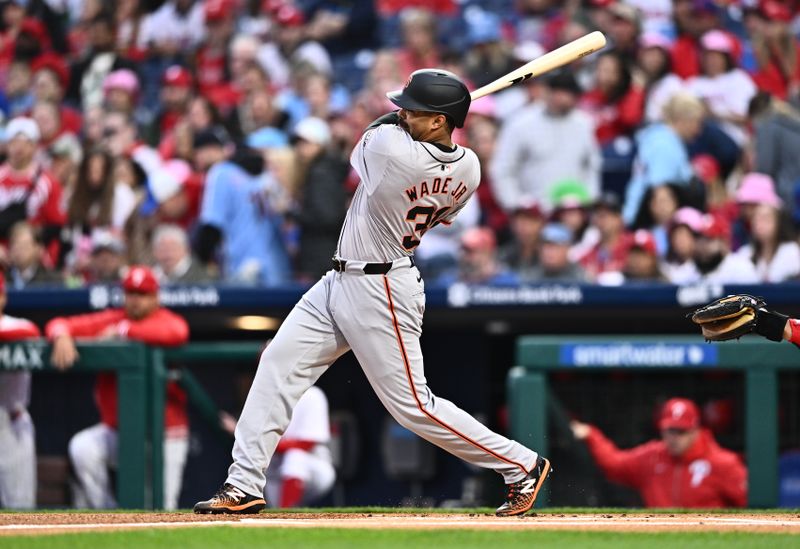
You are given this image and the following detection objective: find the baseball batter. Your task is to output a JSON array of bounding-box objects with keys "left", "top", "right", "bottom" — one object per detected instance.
[
  {"left": 195, "top": 69, "right": 551, "bottom": 517},
  {"left": 0, "top": 272, "right": 42, "bottom": 509}
]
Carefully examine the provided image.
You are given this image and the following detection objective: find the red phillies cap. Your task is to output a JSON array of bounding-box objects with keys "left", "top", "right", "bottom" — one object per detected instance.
[
  {"left": 659, "top": 398, "right": 701, "bottom": 430},
  {"left": 122, "top": 266, "right": 159, "bottom": 294},
  {"left": 700, "top": 213, "right": 731, "bottom": 242},
  {"left": 162, "top": 65, "right": 194, "bottom": 88},
  {"left": 760, "top": 0, "right": 793, "bottom": 22}
]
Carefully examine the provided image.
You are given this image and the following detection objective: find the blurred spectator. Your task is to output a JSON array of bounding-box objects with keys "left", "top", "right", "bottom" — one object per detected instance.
[
  {"left": 67, "top": 12, "right": 138, "bottom": 111},
  {"left": 736, "top": 203, "right": 800, "bottom": 283},
  {"left": 687, "top": 30, "right": 756, "bottom": 146},
  {"left": 257, "top": 6, "right": 332, "bottom": 91},
  {"left": 623, "top": 92, "right": 703, "bottom": 225},
  {"left": 621, "top": 229, "right": 664, "bottom": 281},
  {"left": 395, "top": 8, "right": 441, "bottom": 77},
  {"left": 578, "top": 192, "right": 628, "bottom": 283},
  {"left": 290, "top": 117, "right": 349, "bottom": 282},
  {"left": 570, "top": 397, "right": 747, "bottom": 508},
  {"left": 31, "top": 54, "right": 82, "bottom": 135},
  {"left": 115, "top": 0, "right": 148, "bottom": 60},
  {"left": 137, "top": 0, "right": 205, "bottom": 57},
  {"left": 5, "top": 61, "right": 33, "bottom": 118},
  {"left": 0, "top": 117, "right": 65, "bottom": 246},
  {"left": 632, "top": 183, "right": 686, "bottom": 256},
  {"left": 581, "top": 51, "right": 645, "bottom": 147},
  {"left": 527, "top": 222, "right": 587, "bottom": 282},
  {"left": 437, "top": 227, "right": 517, "bottom": 286},
  {"left": 6, "top": 221, "right": 62, "bottom": 288},
  {"left": 152, "top": 65, "right": 195, "bottom": 141},
  {"left": 462, "top": 8, "right": 516, "bottom": 89},
  {"left": 47, "top": 133, "right": 84, "bottom": 192},
  {"left": 101, "top": 111, "right": 162, "bottom": 176},
  {"left": 237, "top": 88, "right": 288, "bottom": 144},
  {"left": 194, "top": 127, "right": 291, "bottom": 286},
  {"left": 606, "top": 2, "right": 642, "bottom": 63},
  {"left": 732, "top": 171, "right": 783, "bottom": 251},
  {"left": 195, "top": 0, "right": 237, "bottom": 99},
  {"left": 693, "top": 213, "right": 758, "bottom": 284},
  {"left": 637, "top": 33, "right": 684, "bottom": 124},
  {"left": 745, "top": 2, "right": 800, "bottom": 102},
  {"left": 30, "top": 100, "right": 67, "bottom": 150},
  {"left": 87, "top": 231, "right": 127, "bottom": 284},
  {"left": 748, "top": 93, "right": 800, "bottom": 218},
  {"left": 670, "top": 0, "right": 721, "bottom": 80},
  {"left": 549, "top": 178, "right": 593, "bottom": 252},
  {"left": 47, "top": 266, "right": 190, "bottom": 510},
  {"left": 151, "top": 223, "right": 211, "bottom": 284},
  {"left": 102, "top": 69, "right": 141, "bottom": 118},
  {"left": 67, "top": 148, "right": 137, "bottom": 234},
  {"left": 0, "top": 271, "right": 41, "bottom": 510},
  {"left": 663, "top": 207, "right": 703, "bottom": 285},
  {"left": 262, "top": 385, "right": 335, "bottom": 508},
  {"left": 491, "top": 70, "right": 600, "bottom": 212},
  {"left": 499, "top": 203, "right": 546, "bottom": 283}
]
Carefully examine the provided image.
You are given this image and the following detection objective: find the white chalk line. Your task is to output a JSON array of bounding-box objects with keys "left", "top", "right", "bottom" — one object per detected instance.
[{"left": 2, "top": 515, "right": 800, "bottom": 534}]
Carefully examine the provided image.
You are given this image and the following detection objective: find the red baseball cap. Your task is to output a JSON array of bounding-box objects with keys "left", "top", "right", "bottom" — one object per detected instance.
[
  {"left": 122, "top": 266, "right": 159, "bottom": 294},
  {"left": 760, "top": 0, "right": 793, "bottom": 22},
  {"left": 623, "top": 229, "right": 658, "bottom": 256},
  {"left": 699, "top": 213, "right": 731, "bottom": 242},
  {"left": 205, "top": 0, "right": 236, "bottom": 22},
  {"left": 659, "top": 398, "right": 701, "bottom": 431},
  {"left": 31, "top": 52, "right": 70, "bottom": 90},
  {"left": 275, "top": 4, "right": 305, "bottom": 26},
  {"left": 162, "top": 65, "right": 194, "bottom": 88}
]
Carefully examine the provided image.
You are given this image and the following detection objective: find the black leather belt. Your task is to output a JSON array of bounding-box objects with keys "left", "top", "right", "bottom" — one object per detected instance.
[{"left": 332, "top": 257, "right": 415, "bottom": 275}]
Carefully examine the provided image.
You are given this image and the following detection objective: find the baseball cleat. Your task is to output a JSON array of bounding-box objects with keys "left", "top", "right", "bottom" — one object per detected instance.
[
  {"left": 495, "top": 456, "right": 552, "bottom": 517},
  {"left": 193, "top": 483, "right": 266, "bottom": 514}
]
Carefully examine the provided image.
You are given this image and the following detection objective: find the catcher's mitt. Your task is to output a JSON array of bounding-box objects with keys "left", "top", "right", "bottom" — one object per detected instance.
[{"left": 689, "top": 294, "right": 764, "bottom": 341}]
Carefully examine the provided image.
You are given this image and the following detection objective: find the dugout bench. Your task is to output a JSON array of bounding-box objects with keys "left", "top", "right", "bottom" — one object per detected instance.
[{"left": 508, "top": 335, "right": 796, "bottom": 508}]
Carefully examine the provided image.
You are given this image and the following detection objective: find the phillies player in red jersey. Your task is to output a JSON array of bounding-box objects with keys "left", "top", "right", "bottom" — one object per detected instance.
[
  {"left": 0, "top": 272, "right": 41, "bottom": 509},
  {"left": 571, "top": 398, "right": 747, "bottom": 508},
  {"left": 46, "top": 266, "right": 190, "bottom": 509}
]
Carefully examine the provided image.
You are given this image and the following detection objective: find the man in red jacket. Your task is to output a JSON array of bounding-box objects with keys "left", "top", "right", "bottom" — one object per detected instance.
[
  {"left": 46, "top": 266, "right": 189, "bottom": 509},
  {"left": 0, "top": 272, "right": 41, "bottom": 509},
  {"left": 570, "top": 397, "right": 747, "bottom": 508}
]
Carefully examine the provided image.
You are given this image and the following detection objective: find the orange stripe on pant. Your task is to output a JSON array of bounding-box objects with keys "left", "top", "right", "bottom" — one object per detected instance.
[{"left": 381, "top": 276, "right": 530, "bottom": 477}]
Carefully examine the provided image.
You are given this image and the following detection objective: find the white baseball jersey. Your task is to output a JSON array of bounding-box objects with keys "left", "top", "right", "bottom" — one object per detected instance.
[
  {"left": 337, "top": 124, "right": 481, "bottom": 262},
  {"left": 225, "top": 121, "right": 539, "bottom": 502}
]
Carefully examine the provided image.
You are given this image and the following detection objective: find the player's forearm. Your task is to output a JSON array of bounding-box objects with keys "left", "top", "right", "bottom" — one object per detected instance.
[{"left": 786, "top": 318, "right": 800, "bottom": 345}]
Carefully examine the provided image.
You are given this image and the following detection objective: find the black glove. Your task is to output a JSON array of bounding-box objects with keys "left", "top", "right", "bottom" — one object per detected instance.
[{"left": 689, "top": 294, "right": 788, "bottom": 342}]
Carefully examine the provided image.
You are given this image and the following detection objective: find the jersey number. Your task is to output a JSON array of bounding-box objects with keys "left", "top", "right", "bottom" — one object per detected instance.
[{"left": 402, "top": 205, "right": 451, "bottom": 251}]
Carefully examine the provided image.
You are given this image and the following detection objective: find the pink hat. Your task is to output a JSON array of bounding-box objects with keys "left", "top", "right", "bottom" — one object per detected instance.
[
  {"left": 461, "top": 227, "right": 496, "bottom": 251},
  {"left": 640, "top": 32, "right": 672, "bottom": 51},
  {"left": 735, "top": 172, "right": 783, "bottom": 208},
  {"left": 671, "top": 207, "right": 705, "bottom": 233},
  {"left": 103, "top": 69, "right": 140, "bottom": 96},
  {"left": 701, "top": 30, "right": 735, "bottom": 54}
]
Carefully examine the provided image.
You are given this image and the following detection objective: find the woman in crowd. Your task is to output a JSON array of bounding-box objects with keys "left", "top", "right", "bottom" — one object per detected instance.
[
  {"left": 636, "top": 33, "right": 684, "bottom": 123},
  {"left": 736, "top": 202, "right": 800, "bottom": 283}
]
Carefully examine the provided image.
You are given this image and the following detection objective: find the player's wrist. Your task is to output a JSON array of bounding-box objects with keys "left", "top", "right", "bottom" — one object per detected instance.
[{"left": 755, "top": 308, "right": 789, "bottom": 342}]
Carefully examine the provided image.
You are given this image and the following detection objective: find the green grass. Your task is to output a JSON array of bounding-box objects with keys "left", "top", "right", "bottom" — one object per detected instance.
[{"left": 1, "top": 527, "right": 799, "bottom": 549}]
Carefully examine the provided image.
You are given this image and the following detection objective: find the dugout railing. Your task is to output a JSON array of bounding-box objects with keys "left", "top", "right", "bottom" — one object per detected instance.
[
  {"left": 0, "top": 341, "right": 152, "bottom": 508},
  {"left": 508, "top": 335, "right": 796, "bottom": 508}
]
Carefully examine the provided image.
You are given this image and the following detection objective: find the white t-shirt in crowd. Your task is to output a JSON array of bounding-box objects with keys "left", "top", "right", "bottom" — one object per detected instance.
[{"left": 736, "top": 241, "right": 800, "bottom": 283}]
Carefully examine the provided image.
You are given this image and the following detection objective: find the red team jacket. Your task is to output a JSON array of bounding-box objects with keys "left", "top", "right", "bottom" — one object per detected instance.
[
  {"left": 45, "top": 309, "right": 189, "bottom": 432},
  {"left": 584, "top": 426, "right": 747, "bottom": 508},
  {"left": 0, "top": 315, "right": 40, "bottom": 341}
]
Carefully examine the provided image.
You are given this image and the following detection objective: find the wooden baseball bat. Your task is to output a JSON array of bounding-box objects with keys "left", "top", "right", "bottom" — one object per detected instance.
[{"left": 469, "top": 31, "right": 607, "bottom": 101}]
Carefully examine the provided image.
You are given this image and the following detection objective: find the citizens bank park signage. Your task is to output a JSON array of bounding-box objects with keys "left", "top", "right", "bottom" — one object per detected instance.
[
  {"left": 446, "top": 283, "right": 584, "bottom": 307},
  {"left": 558, "top": 343, "right": 719, "bottom": 367}
]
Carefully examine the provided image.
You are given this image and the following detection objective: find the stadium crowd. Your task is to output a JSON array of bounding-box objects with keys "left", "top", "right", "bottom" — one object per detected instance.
[{"left": 0, "top": 0, "right": 798, "bottom": 288}]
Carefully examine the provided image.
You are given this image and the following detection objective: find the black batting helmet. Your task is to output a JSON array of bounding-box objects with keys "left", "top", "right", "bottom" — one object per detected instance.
[{"left": 387, "top": 69, "right": 471, "bottom": 128}]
